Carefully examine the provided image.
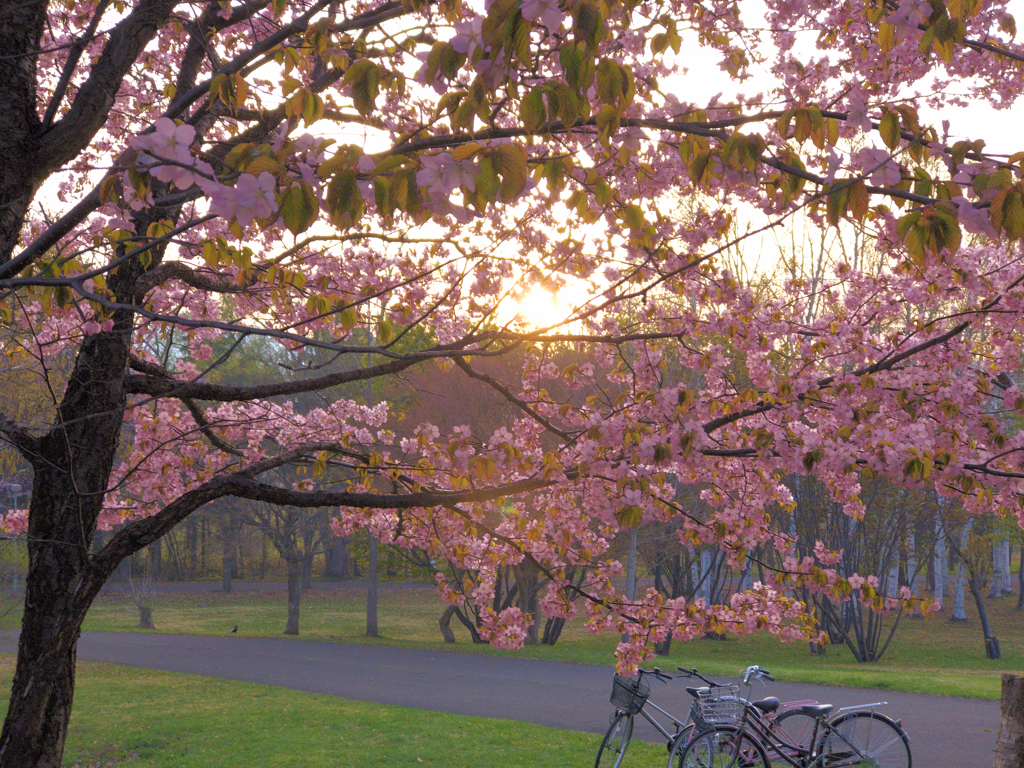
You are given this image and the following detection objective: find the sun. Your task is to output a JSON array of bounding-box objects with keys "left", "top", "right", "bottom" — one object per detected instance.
[{"left": 503, "top": 280, "right": 596, "bottom": 330}]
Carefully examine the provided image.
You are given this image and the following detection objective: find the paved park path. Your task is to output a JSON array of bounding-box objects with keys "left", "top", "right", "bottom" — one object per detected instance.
[{"left": 67, "top": 631, "right": 998, "bottom": 768}]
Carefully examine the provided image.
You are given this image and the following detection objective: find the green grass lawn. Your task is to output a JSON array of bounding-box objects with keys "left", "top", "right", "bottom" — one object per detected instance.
[
  {"left": 77, "top": 581, "right": 1024, "bottom": 700},
  {"left": 0, "top": 656, "right": 635, "bottom": 768}
]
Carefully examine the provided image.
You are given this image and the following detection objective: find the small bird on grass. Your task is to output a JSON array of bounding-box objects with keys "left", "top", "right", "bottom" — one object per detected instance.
[{"left": 230, "top": 625, "right": 238, "bottom": 634}]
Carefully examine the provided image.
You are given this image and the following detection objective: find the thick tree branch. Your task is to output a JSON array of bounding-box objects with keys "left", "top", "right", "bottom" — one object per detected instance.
[{"left": 34, "top": 0, "right": 177, "bottom": 179}]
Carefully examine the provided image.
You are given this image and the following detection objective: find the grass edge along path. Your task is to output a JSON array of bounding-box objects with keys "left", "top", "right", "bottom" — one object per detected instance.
[
  {"left": 78, "top": 586, "right": 1024, "bottom": 701},
  {"left": 0, "top": 655, "right": 643, "bottom": 768}
]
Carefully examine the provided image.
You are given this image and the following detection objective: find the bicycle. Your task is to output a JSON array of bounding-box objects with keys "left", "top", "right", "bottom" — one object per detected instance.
[
  {"left": 595, "top": 667, "right": 695, "bottom": 768},
  {"left": 597, "top": 664, "right": 804, "bottom": 768},
  {"left": 674, "top": 666, "right": 821, "bottom": 756},
  {"left": 667, "top": 666, "right": 911, "bottom": 768}
]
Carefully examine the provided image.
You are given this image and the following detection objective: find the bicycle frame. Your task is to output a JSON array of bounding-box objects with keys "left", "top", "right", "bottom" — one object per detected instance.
[{"left": 636, "top": 699, "right": 692, "bottom": 745}]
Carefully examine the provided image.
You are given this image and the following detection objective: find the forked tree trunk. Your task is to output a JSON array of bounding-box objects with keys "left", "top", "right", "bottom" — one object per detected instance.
[
  {"left": 0, "top": 317, "right": 135, "bottom": 767},
  {"left": 995, "top": 674, "right": 1024, "bottom": 768}
]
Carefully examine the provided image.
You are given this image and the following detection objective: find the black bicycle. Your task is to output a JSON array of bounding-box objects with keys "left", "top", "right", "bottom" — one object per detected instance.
[{"left": 667, "top": 666, "right": 911, "bottom": 768}]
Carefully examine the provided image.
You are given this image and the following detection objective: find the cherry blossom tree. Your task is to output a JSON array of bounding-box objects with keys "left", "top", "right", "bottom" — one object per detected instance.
[{"left": 3, "top": 0, "right": 1024, "bottom": 765}]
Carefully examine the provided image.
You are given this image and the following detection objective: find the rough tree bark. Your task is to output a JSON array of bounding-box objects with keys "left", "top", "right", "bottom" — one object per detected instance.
[{"left": 996, "top": 674, "right": 1024, "bottom": 768}]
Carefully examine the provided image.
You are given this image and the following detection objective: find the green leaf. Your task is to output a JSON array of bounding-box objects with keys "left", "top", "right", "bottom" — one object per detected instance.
[
  {"left": 879, "top": 111, "right": 900, "bottom": 150},
  {"left": 280, "top": 182, "right": 319, "bottom": 235},
  {"left": 493, "top": 144, "right": 527, "bottom": 202},
  {"left": 825, "top": 183, "right": 849, "bottom": 227},
  {"left": 559, "top": 43, "right": 585, "bottom": 89},
  {"left": 520, "top": 87, "right": 547, "bottom": 133},
  {"left": 326, "top": 170, "right": 363, "bottom": 228},
  {"left": 595, "top": 104, "right": 620, "bottom": 148},
  {"left": 849, "top": 179, "right": 869, "bottom": 222},
  {"left": 991, "top": 187, "right": 1024, "bottom": 241},
  {"left": 343, "top": 60, "right": 381, "bottom": 116},
  {"left": 573, "top": 0, "right": 602, "bottom": 49},
  {"left": 615, "top": 505, "right": 643, "bottom": 528}
]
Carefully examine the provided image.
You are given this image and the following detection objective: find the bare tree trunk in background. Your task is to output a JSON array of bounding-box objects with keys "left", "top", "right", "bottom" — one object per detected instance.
[
  {"left": 324, "top": 532, "right": 350, "bottom": 578},
  {"left": 148, "top": 540, "right": 162, "bottom": 581},
  {"left": 1017, "top": 553, "right": 1023, "bottom": 611},
  {"left": 285, "top": 558, "right": 301, "bottom": 635},
  {"left": 934, "top": 518, "right": 946, "bottom": 608},
  {"left": 366, "top": 535, "right": 378, "bottom": 637},
  {"left": 992, "top": 537, "right": 1005, "bottom": 598},
  {"left": 1004, "top": 540, "right": 1014, "bottom": 596},
  {"left": 221, "top": 515, "right": 235, "bottom": 593},
  {"left": 969, "top": 576, "right": 1001, "bottom": 659},
  {"left": 952, "top": 520, "right": 971, "bottom": 621}
]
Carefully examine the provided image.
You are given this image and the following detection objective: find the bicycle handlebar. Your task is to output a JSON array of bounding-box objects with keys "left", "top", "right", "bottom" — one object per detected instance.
[
  {"left": 743, "top": 664, "right": 775, "bottom": 684},
  {"left": 676, "top": 667, "right": 718, "bottom": 687},
  {"left": 638, "top": 666, "right": 673, "bottom": 682},
  {"left": 677, "top": 665, "right": 776, "bottom": 687}
]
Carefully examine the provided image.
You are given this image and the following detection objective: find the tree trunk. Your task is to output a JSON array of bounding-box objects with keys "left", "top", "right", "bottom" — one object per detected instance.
[
  {"left": 654, "top": 634, "right": 672, "bottom": 656},
  {"left": 324, "top": 535, "right": 350, "bottom": 578},
  {"left": 992, "top": 538, "right": 1005, "bottom": 598},
  {"left": 137, "top": 606, "right": 156, "bottom": 630},
  {"left": 512, "top": 563, "right": 538, "bottom": 645},
  {"left": 1005, "top": 541, "right": 1015, "bottom": 596},
  {"left": 968, "top": 576, "right": 1001, "bottom": 659},
  {"left": 301, "top": 524, "right": 315, "bottom": 590},
  {"left": 1017, "top": 550, "right": 1023, "bottom": 611},
  {"left": 952, "top": 520, "right": 971, "bottom": 621},
  {"left": 0, "top": 558, "right": 100, "bottom": 768},
  {"left": 149, "top": 539, "right": 162, "bottom": 581},
  {"left": 995, "top": 674, "right": 1024, "bottom": 768},
  {"left": 221, "top": 515, "right": 235, "bottom": 594},
  {"left": 439, "top": 606, "right": 457, "bottom": 642},
  {"left": 541, "top": 617, "right": 566, "bottom": 646},
  {"left": 366, "top": 535, "right": 378, "bottom": 637},
  {"left": 0, "top": 293, "right": 138, "bottom": 766},
  {"left": 285, "top": 559, "right": 301, "bottom": 635},
  {"left": 453, "top": 607, "right": 486, "bottom": 644}
]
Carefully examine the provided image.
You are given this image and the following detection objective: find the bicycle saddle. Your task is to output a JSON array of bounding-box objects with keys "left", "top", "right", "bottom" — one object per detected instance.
[
  {"left": 752, "top": 697, "right": 780, "bottom": 714},
  {"left": 796, "top": 704, "right": 834, "bottom": 718},
  {"left": 684, "top": 687, "right": 709, "bottom": 697}
]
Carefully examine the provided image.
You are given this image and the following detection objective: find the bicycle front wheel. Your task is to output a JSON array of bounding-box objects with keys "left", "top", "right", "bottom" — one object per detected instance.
[
  {"left": 818, "top": 711, "right": 911, "bottom": 768},
  {"left": 772, "top": 709, "right": 818, "bottom": 751},
  {"left": 667, "top": 725, "right": 770, "bottom": 768},
  {"left": 596, "top": 712, "right": 634, "bottom": 768}
]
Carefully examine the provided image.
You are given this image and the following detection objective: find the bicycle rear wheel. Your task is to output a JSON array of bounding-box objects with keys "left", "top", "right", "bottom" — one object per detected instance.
[
  {"left": 818, "top": 711, "right": 911, "bottom": 768},
  {"left": 596, "top": 712, "right": 634, "bottom": 768},
  {"left": 667, "top": 725, "right": 770, "bottom": 768}
]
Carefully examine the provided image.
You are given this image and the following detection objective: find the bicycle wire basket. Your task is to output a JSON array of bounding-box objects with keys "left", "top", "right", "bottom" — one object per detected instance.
[
  {"left": 610, "top": 674, "right": 650, "bottom": 715},
  {"left": 695, "top": 685, "right": 744, "bottom": 726}
]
